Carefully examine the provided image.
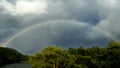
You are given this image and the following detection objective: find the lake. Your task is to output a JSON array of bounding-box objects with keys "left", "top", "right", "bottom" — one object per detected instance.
[{"left": 0, "top": 63, "right": 32, "bottom": 68}]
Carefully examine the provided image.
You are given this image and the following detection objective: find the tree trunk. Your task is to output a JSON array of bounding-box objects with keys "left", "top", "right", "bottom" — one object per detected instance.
[{"left": 54, "top": 60, "right": 58, "bottom": 68}]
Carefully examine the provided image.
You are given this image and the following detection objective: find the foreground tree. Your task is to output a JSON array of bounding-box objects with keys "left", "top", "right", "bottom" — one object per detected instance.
[{"left": 29, "top": 46, "right": 73, "bottom": 68}]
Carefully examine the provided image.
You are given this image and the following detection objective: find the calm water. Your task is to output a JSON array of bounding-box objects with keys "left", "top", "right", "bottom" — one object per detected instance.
[{"left": 1, "top": 63, "right": 32, "bottom": 68}]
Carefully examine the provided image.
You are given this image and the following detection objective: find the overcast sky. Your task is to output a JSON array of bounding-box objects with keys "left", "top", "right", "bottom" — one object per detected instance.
[{"left": 0, "top": 0, "right": 120, "bottom": 54}]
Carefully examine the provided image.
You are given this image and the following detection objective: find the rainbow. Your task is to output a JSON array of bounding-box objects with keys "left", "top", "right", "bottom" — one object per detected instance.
[{"left": 0, "top": 20, "right": 118, "bottom": 47}]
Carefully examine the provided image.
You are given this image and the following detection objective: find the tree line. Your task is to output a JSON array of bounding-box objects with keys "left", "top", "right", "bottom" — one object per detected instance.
[{"left": 0, "top": 40, "right": 120, "bottom": 68}]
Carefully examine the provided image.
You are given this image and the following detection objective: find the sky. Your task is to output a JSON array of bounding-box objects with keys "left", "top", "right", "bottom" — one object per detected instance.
[{"left": 0, "top": 0, "right": 120, "bottom": 54}]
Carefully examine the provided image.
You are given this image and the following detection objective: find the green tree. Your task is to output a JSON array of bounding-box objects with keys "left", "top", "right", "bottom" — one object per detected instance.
[
  {"left": 29, "top": 46, "right": 74, "bottom": 68},
  {"left": 0, "top": 47, "right": 25, "bottom": 66},
  {"left": 68, "top": 48, "right": 77, "bottom": 54},
  {"left": 107, "top": 40, "right": 120, "bottom": 49},
  {"left": 41, "top": 46, "right": 62, "bottom": 68}
]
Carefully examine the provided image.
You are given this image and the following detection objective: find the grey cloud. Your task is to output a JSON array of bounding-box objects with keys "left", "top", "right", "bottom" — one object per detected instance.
[
  {"left": 0, "top": 0, "right": 120, "bottom": 53},
  {"left": 96, "top": 0, "right": 120, "bottom": 40},
  {"left": 0, "top": 0, "right": 115, "bottom": 26},
  {"left": 6, "top": 0, "right": 16, "bottom": 4},
  {"left": 0, "top": 0, "right": 101, "bottom": 26},
  {"left": 6, "top": 21, "right": 110, "bottom": 54},
  {"left": 0, "top": 11, "right": 22, "bottom": 43},
  {"left": 64, "top": 0, "right": 100, "bottom": 25}
]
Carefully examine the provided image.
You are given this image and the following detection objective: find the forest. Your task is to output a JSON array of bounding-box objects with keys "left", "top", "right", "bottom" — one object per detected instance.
[{"left": 0, "top": 40, "right": 120, "bottom": 68}]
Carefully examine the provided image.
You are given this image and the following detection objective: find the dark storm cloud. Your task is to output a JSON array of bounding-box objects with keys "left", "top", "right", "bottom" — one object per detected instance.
[
  {"left": 0, "top": 0, "right": 120, "bottom": 48},
  {"left": 6, "top": 22, "right": 110, "bottom": 54},
  {"left": 0, "top": 0, "right": 102, "bottom": 26},
  {"left": 64, "top": 0, "right": 100, "bottom": 25},
  {"left": 0, "top": 11, "right": 22, "bottom": 43}
]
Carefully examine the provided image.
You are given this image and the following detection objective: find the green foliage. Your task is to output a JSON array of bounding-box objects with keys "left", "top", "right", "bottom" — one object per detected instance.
[
  {"left": 29, "top": 46, "right": 73, "bottom": 68},
  {"left": 41, "top": 63, "right": 53, "bottom": 68},
  {"left": 107, "top": 40, "right": 120, "bottom": 49},
  {"left": 28, "top": 40, "right": 120, "bottom": 68},
  {"left": 0, "top": 47, "right": 25, "bottom": 66},
  {"left": 66, "top": 62, "right": 77, "bottom": 68}
]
